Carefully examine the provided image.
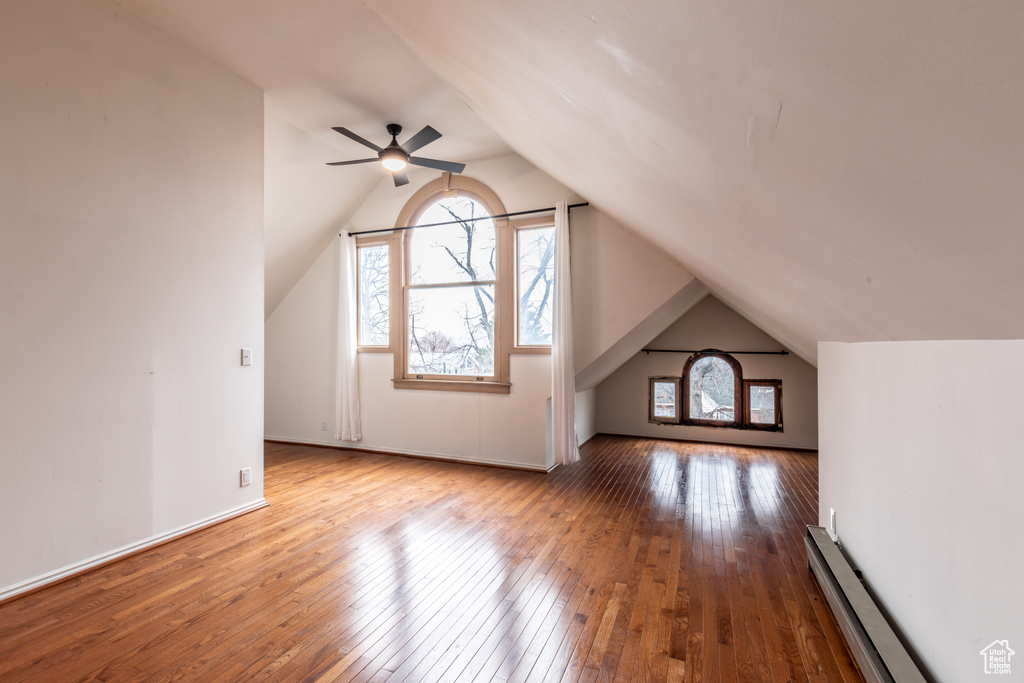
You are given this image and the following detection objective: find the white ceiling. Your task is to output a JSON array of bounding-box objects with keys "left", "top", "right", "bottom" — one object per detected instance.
[{"left": 119, "top": 0, "right": 1024, "bottom": 361}]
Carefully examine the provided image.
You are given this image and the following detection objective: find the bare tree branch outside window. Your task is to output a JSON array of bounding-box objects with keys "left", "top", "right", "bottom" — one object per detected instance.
[
  {"left": 407, "top": 197, "right": 496, "bottom": 376},
  {"left": 689, "top": 357, "right": 735, "bottom": 421},
  {"left": 357, "top": 244, "right": 389, "bottom": 346},
  {"left": 517, "top": 227, "right": 554, "bottom": 345}
]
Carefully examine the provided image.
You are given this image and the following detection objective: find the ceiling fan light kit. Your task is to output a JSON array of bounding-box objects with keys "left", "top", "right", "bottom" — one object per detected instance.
[
  {"left": 379, "top": 150, "right": 408, "bottom": 171},
  {"left": 327, "top": 123, "right": 466, "bottom": 187}
]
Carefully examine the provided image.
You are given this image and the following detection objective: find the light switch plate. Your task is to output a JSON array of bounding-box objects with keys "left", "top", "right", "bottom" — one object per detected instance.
[{"left": 241, "top": 348, "right": 252, "bottom": 366}]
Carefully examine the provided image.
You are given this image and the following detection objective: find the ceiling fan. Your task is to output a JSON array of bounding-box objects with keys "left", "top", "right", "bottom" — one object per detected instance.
[{"left": 326, "top": 123, "right": 466, "bottom": 187}]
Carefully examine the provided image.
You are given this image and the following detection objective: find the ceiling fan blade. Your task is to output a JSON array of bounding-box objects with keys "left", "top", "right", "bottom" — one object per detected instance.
[
  {"left": 401, "top": 126, "right": 442, "bottom": 154},
  {"left": 409, "top": 157, "right": 466, "bottom": 174},
  {"left": 331, "top": 127, "right": 383, "bottom": 152},
  {"left": 325, "top": 158, "right": 378, "bottom": 166},
  {"left": 392, "top": 171, "right": 410, "bottom": 187}
]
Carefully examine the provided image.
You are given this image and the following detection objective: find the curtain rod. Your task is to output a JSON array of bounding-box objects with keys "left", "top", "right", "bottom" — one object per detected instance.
[
  {"left": 642, "top": 348, "right": 790, "bottom": 356},
  {"left": 343, "top": 202, "right": 589, "bottom": 237}
]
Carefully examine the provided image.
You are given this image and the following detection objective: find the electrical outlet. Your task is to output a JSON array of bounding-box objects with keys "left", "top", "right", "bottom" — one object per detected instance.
[
  {"left": 830, "top": 507, "right": 836, "bottom": 535},
  {"left": 240, "top": 468, "right": 251, "bottom": 487},
  {"left": 321, "top": 419, "right": 328, "bottom": 431}
]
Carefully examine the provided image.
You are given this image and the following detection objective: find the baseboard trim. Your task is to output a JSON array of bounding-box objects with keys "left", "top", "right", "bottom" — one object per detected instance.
[
  {"left": 598, "top": 431, "right": 819, "bottom": 453},
  {"left": 264, "top": 437, "right": 553, "bottom": 472},
  {"left": 0, "top": 498, "right": 269, "bottom": 606}
]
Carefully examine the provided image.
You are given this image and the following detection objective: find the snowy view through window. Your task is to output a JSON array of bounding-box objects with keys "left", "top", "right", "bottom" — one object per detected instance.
[
  {"left": 652, "top": 381, "right": 677, "bottom": 418},
  {"left": 408, "top": 197, "right": 496, "bottom": 376},
  {"left": 689, "top": 356, "right": 735, "bottom": 421},
  {"left": 749, "top": 385, "right": 776, "bottom": 424}
]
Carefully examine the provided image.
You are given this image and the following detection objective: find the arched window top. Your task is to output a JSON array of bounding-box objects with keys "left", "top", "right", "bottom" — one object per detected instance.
[
  {"left": 682, "top": 350, "right": 743, "bottom": 426},
  {"left": 409, "top": 195, "right": 497, "bottom": 285},
  {"left": 395, "top": 173, "right": 506, "bottom": 231}
]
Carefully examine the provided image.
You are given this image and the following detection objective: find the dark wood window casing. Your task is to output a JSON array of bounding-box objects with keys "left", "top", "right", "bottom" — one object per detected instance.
[
  {"left": 744, "top": 379, "right": 783, "bottom": 431},
  {"left": 681, "top": 350, "right": 743, "bottom": 428},
  {"left": 648, "top": 376, "right": 682, "bottom": 424}
]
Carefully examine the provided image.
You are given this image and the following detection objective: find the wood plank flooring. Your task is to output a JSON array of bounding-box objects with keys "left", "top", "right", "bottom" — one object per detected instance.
[{"left": 0, "top": 436, "right": 862, "bottom": 682}]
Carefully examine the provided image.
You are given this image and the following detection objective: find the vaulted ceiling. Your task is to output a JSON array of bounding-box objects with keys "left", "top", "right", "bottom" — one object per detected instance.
[{"left": 119, "top": 0, "right": 1024, "bottom": 362}]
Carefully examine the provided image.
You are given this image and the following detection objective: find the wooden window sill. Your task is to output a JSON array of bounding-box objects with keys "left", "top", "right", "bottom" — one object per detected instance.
[{"left": 392, "top": 378, "right": 511, "bottom": 394}]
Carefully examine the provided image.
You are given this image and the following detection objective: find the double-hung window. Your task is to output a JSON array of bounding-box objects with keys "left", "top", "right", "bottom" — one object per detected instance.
[{"left": 406, "top": 196, "right": 498, "bottom": 379}]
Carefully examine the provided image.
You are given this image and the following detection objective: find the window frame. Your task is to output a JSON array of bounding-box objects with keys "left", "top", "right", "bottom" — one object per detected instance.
[
  {"left": 649, "top": 376, "right": 682, "bottom": 424},
  {"left": 743, "top": 379, "right": 783, "bottom": 431},
  {"left": 355, "top": 234, "right": 399, "bottom": 353},
  {"left": 391, "top": 174, "right": 513, "bottom": 393},
  {"left": 681, "top": 350, "right": 744, "bottom": 428},
  {"left": 512, "top": 216, "right": 555, "bottom": 354}
]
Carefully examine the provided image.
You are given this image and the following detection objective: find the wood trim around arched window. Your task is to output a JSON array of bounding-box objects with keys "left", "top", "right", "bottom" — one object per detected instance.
[
  {"left": 391, "top": 174, "right": 513, "bottom": 393},
  {"left": 681, "top": 349, "right": 743, "bottom": 428}
]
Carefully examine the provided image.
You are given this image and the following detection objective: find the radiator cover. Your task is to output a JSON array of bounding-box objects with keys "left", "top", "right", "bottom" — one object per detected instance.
[{"left": 804, "top": 526, "right": 926, "bottom": 683}]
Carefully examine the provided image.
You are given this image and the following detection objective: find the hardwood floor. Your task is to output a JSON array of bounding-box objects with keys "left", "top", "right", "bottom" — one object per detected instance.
[{"left": 0, "top": 436, "right": 861, "bottom": 682}]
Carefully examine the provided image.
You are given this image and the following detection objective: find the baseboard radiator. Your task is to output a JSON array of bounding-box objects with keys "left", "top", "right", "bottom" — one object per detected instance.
[{"left": 805, "top": 526, "right": 926, "bottom": 683}]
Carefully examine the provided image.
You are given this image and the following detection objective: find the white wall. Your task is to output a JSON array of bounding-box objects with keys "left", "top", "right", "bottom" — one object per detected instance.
[
  {"left": 0, "top": 0, "right": 265, "bottom": 597},
  {"left": 819, "top": 341, "right": 1024, "bottom": 683},
  {"left": 263, "top": 100, "right": 379, "bottom": 317},
  {"left": 574, "top": 388, "right": 598, "bottom": 446},
  {"left": 265, "top": 153, "right": 693, "bottom": 468},
  {"left": 596, "top": 296, "right": 818, "bottom": 449},
  {"left": 569, "top": 207, "right": 694, "bottom": 373}
]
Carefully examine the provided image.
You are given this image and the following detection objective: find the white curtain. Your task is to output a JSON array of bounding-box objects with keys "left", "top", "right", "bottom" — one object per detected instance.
[
  {"left": 551, "top": 200, "right": 579, "bottom": 465},
  {"left": 335, "top": 236, "right": 361, "bottom": 441}
]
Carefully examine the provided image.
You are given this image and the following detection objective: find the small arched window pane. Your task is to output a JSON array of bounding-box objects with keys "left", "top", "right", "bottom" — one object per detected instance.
[
  {"left": 410, "top": 197, "right": 496, "bottom": 285},
  {"left": 689, "top": 356, "right": 735, "bottom": 422}
]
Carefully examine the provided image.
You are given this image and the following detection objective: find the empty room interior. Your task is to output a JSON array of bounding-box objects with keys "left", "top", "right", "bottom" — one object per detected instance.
[{"left": 1, "top": 1, "right": 1022, "bottom": 681}]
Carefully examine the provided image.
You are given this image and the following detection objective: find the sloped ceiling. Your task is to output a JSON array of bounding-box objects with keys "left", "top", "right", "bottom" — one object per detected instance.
[
  {"left": 120, "top": 0, "right": 1024, "bottom": 360},
  {"left": 117, "top": 0, "right": 512, "bottom": 314}
]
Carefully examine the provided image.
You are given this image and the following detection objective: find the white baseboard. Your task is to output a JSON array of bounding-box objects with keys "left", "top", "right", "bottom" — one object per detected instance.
[
  {"left": 0, "top": 498, "right": 268, "bottom": 604},
  {"left": 601, "top": 429, "right": 818, "bottom": 452},
  {"left": 265, "top": 436, "right": 554, "bottom": 472}
]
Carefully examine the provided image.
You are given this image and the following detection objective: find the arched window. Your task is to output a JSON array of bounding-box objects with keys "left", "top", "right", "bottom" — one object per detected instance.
[
  {"left": 354, "top": 174, "right": 521, "bottom": 392},
  {"left": 648, "top": 349, "right": 784, "bottom": 431},
  {"left": 355, "top": 173, "right": 558, "bottom": 392},
  {"left": 396, "top": 176, "right": 510, "bottom": 390},
  {"left": 682, "top": 350, "right": 743, "bottom": 427},
  {"left": 406, "top": 194, "right": 499, "bottom": 378}
]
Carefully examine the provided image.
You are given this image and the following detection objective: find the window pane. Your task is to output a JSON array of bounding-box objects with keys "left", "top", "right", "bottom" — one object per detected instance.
[
  {"left": 689, "top": 357, "right": 735, "bottom": 421},
  {"left": 653, "top": 381, "right": 677, "bottom": 419},
  {"left": 408, "top": 285, "right": 495, "bottom": 376},
  {"left": 517, "top": 227, "right": 554, "bottom": 345},
  {"left": 750, "top": 386, "right": 776, "bottom": 424},
  {"left": 411, "top": 197, "right": 495, "bottom": 285},
  {"left": 357, "top": 244, "right": 389, "bottom": 346}
]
